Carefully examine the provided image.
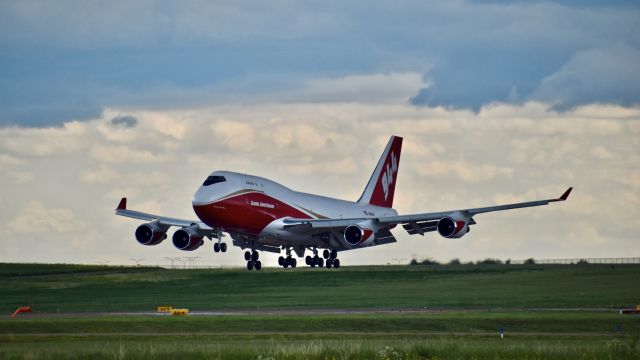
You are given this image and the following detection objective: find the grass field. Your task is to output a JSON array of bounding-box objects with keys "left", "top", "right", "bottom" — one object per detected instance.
[
  {"left": 1, "top": 313, "right": 639, "bottom": 359},
  {"left": 2, "top": 263, "right": 639, "bottom": 359},
  {"left": 2, "top": 263, "right": 639, "bottom": 312}
]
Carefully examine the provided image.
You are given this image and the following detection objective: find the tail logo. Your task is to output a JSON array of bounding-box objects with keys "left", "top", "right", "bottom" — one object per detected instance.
[{"left": 381, "top": 151, "right": 398, "bottom": 201}]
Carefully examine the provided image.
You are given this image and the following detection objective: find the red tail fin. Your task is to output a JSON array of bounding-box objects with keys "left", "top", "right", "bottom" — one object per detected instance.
[{"left": 357, "top": 136, "right": 403, "bottom": 208}]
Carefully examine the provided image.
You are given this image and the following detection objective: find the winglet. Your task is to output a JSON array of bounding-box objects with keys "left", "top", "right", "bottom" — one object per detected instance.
[
  {"left": 117, "top": 197, "right": 127, "bottom": 210},
  {"left": 558, "top": 187, "right": 573, "bottom": 201}
]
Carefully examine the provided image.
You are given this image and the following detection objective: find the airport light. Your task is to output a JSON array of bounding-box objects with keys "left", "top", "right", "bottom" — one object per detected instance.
[
  {"left": 165, "top": 257, "right": 181, "bottom": 269},
  {"left": 177, "top": 258, "right": 188, "bottom": 269},
  {"left": 184, "top": 256, "right": 200, "bottom": 269}
]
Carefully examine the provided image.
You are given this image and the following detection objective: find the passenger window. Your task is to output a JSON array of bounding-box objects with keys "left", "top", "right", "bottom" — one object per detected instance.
[{"left": 203, "top": 176, "right": 226, "bottom": 186}]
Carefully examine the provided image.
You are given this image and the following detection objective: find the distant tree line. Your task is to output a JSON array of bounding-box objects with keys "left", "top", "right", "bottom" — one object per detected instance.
[{"left": 409, "top": 257, "right": 538, "bottom": 266}]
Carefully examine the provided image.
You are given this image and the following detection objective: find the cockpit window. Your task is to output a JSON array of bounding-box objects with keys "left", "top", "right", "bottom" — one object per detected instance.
[{"left": 203, "top": 175, "right": 226, "bottom": 186}]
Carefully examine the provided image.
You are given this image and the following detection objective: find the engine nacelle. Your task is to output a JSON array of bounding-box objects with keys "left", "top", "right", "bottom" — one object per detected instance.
[
  {"left": 437, "top": 215, "right": 469, "bottom": 239},
  {"left": 172, "top": 226, "right": 204, "bottom": 251},
  {"left": 344, "top": 225, "right": 374, "bottom": 246},
  {"left": 135, "top": 222, "right": 168, "bottom": 246}
]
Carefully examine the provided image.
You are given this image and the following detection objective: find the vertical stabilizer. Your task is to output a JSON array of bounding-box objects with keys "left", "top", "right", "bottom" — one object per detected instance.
[{"left": 357, "top": 136, "right": 403, "bottom": 208}]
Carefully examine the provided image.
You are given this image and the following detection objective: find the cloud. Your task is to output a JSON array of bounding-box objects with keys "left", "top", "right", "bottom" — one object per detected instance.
[
  {"left": 1, "top": 2, "right": 639, "bottom": 125},
  {"left": 7, "top": 201, "right": 83, "bottom": 234},
  {"left": 416, "top": 161, "right": 514, "bottom": 183},
  {"left": 0, "top": 100, "right": 638, "bottom": 265},
  {"left": 530, "top": 44, "right": 640, "bottom": 109},
  {"left": 89, "top": 144, "right": 167, "bottom": 164},
  {"left": 0, "top": 122, "right": 89, "bottom": 156},
  {"left": 291, "top": 72, "right": 426, "bottom": 103},
  {"left": 110, "top": 115, "right": 138, "bottom": 128}
]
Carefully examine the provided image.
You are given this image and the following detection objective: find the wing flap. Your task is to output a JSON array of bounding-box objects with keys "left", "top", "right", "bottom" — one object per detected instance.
[{"left": 373, "top": 228, "right": 397, "bottom": 245}]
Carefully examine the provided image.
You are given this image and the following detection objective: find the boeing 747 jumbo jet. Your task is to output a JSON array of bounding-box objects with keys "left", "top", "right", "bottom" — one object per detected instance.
[{"left": 116, "top": 136, "right": 572, "bottom": 271}]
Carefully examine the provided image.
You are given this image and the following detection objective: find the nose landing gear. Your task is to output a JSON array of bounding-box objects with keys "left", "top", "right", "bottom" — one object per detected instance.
[{"left": 213, "top": 242, "right": 227, "bottom": 253}]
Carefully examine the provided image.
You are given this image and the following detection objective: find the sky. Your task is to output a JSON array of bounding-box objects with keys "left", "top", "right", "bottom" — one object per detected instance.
[{"left": 0, "top": 1, "right": 638, "bottom": 267}]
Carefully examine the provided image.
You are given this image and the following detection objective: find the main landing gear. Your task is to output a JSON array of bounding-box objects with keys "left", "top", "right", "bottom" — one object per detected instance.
[
  {"left": 213, "top": 242, "right": 227, "bottom": 253},
  {"left": 244, "top": 250, "right": 261, "bottom": 271},
  {"left": 306, "top": 248, "right": 340, "bottom": 269},
  {"left": 278, "top": 248, "right": 297, "bottom": 269}
]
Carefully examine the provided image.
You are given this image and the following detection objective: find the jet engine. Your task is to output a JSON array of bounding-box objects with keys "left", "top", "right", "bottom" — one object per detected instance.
[
  {"left": 135, "top": 222, "right": 168, "bottom": 245},
  {"left": 343, "top": 225, "right": 374, "bottom": 246},
  {"left": 437, "top": 215, "right": 470, "bottom": 239},
  {"left": 172, "top": 226, "right": 204, "bottom": 251}
]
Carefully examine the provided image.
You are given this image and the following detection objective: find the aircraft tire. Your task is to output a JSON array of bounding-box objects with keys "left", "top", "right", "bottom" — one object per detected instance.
[
  {"left": 247, "top": 261, "right": 254, "bottom": 271},
  {"left": 278, "top": 256, "right": 285, "bottom": 266},
  {"left": 252, "top": 251, "right": 259, "bottom": 261},
  {"left": 333, "top": 259, "right": 340, "bottom": 268},
  {"left": 255, "top": 261, "right": 262, "bottom": 271},
  {"left": 305, "top": 256, "right": 312, "bottom": 265},
  {"left": 244, "top": 251, "right": 251, "bottom": 261},
  {"left": 331, "top": 249, "right": 338, "bottom": 259},
  {"left": 214, "top": 243, "right": 220, "bottom": 252},
  {"left": 220, "top": 243, "right": 227, "bottom": 252},
  {"left": 326, "top": 260, "right": 332, "bottom": 269},
  {"left": 291, "top": 258, "right": 297, "bottom": 268},
  {"left": 323, "top": 249, "right": 330, "bottom": 259},
  {"left": 318, "top": 258, "right": 324, "bottom": 268}
]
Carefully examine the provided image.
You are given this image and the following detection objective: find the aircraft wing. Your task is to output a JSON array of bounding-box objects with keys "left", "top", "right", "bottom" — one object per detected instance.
[
  {"left": 284, "top": 187, "right": 572, "bottom": 236},
  {"left": 114, "top": 198, "right": 214, "bottom": 231}
]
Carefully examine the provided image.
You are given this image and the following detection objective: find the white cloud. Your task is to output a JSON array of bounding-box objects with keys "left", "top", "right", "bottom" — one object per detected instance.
[
  {"left": 0, "top": 122, "right": 88, "bottom": 156},
  {"left": 0, "top": 99, "right": 638, "bottom": 265},
  {"left": 416, "top": 161, "right": 514, "bottom": 183},
  {"left": 211, "top": 120, "right": 257, "bottom": 152},
  {"left": 89, "top": 144, "right": 166, "bottom": 164},
  {"left": 7, "top": 170, "right": 35, "bottom": 184},
  {"left": 590, "top": 146, "right": 613, "bottom": 160},
  {"left": 0, "top": 153, "right": 22, "bottom": 166},
  {"left": 7, "top": 201, "right": 83, "bottom": 234}
]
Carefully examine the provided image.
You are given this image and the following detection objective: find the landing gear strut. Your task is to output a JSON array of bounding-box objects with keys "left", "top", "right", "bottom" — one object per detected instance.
[{"left": 245, "top": 250, "right": 261, "bottom": 271}]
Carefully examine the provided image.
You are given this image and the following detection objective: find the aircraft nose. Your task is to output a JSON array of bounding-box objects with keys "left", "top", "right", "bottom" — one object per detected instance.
[{"left": 192, "top": 186, "right": 210, "bottom": 206}]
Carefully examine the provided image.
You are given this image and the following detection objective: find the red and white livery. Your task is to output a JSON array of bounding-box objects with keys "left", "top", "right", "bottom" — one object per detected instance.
[{"left": 116, "top": 136, "right": 572, "bottom": 270}]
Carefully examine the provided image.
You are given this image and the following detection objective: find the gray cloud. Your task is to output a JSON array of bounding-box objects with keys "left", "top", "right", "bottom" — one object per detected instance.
[
  {"left": 110, "top": 115, "right": 138, "bottom": 128},
  {"left": 1, "top": 1, "right": 639, "bottom": 125},
  {"left": 530, "top": 44, "right": 640, "bottom": 109}
]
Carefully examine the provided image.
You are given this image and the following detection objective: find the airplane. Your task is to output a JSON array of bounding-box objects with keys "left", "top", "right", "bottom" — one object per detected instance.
[{"left": 115, "top": 135, "right": 572, "bottom": 271}]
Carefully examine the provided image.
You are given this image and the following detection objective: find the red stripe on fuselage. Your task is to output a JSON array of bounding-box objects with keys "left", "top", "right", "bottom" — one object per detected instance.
[{"left": 193, "top": 192, "right": 312, "bottom": 235}]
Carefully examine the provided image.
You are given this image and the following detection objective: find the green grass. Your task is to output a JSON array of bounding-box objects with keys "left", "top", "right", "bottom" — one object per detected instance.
[
  {"left": 2, "top": 312, "right": 640, "bottom": 335},
  {"left": 2, "top": 263, "right": 640, "bottom": 359},
  {"left": 1, "top": 263, "right": 639, "bottom": 313},
  {"left": 1, "top": 332, "right": 639, "bottom": 359}
]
